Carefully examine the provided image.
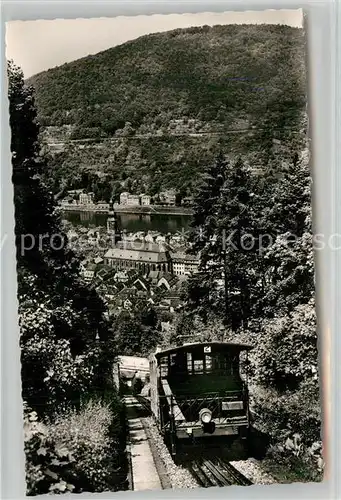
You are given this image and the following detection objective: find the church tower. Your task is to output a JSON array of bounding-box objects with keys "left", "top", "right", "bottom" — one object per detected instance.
[{"left": 107, "top": 197, "right": 121, "bottom": 245}]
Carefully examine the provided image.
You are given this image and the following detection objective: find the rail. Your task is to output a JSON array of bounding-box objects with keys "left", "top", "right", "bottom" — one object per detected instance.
[{"left": 189, "top": 458, "right": 252, "bottom": 488}]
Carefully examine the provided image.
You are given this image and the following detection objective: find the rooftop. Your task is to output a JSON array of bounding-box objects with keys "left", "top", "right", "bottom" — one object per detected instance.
[
  {"left": 105, "top": 247, "right": 169, "bottom": 263},
  {"left": 153, "top": 341, "right": 253, "bottom": 359},
  {"left": 171, "top": 252, "right": 200, "bottom": 262}
]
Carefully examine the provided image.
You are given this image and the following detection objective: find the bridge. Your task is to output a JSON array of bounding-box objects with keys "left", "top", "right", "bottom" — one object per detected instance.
[
  {"left": 113, "top": 356, "right": 150, "bottom": 390},
  {"left": 118, "top": 355, "right": 149, "bottom": 374}
]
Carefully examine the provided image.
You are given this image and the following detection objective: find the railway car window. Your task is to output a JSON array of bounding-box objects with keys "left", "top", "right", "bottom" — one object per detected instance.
[
  {"left": 211, "top": 353, "right": 230, "bottom": 373},
  {"left": 205, "top": 355, "right": 213, "bottom": 372},
  {"left": 160, "top": 357, "right": 168, "bottom": 377},
  {"left": 193, "top": 359, "right": 204, "bottom": 373},
  {"left": 187, "top": 352, "right": 193, "bottom": 373},
  {"left": 160, "top": 366, "right": 168, "bottom": 377}
]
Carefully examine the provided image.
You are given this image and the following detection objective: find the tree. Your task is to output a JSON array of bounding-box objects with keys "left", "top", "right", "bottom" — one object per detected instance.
[
  {"left": 257, "top": 149, "right": 313, "bottom": 317},
  {"left": 252, "top": 299, "right": 317, "bottom": 391},
  {"left": 113, "top": 308, "right": 161, "bottom": 357},
  {"left": 188, "top": 155, "right": 259, "bottom": 330},
  {"left": 8, "top": 61, "right": 112, "bottom": 415},
  {"left": 190, "top": 152, "right": 228, "bottom": 255}
]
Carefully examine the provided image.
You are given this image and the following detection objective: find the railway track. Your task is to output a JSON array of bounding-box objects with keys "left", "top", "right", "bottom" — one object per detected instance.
[
  {"left": 189, "top": 458, "right": 252, "bottom": 488},
  {"left": 135, "top": 395, "right": 151, "bottom": 414}
]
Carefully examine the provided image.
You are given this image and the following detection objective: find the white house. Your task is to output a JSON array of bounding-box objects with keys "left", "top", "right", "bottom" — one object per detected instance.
[
  {"left": 120, "top": 192, "right": 140, "bottom": 206},
  {"left": 96, "top": 201, "right": 110, "bottom": 210},
  {"left": 140, "top": 194, "right": 151, "bottom": 206},
  {"left": 171, "top": 252, "right": 199, "bottom": 276},
  {"left": 79, "top": 192, "right": 95, "bottom": 205},
  {"left": 119, "top": 192, "right": 129, "bottom": 205},
  {"left": 127, "top": 194, "right": 140, "bottom": 206},
  {"left": 82, "top": 263, "right": 97, "bottom": 282}
]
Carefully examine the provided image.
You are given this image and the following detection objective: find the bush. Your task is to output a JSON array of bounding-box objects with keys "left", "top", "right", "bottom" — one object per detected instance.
[
  {"left": 23, "top": 403, "right": 76, "bottom": 495},
  {"left": 244, "top": 299, "right": 322, "bottom": 481},
  {"left": 24, "top": 398, "right": 127, "bottom": 495},
  {"left": 250, "top": 382, "right": 320, "bottom": 445},
  {"left": 249, "top": 381, "right": 323, "bottom": 482}
]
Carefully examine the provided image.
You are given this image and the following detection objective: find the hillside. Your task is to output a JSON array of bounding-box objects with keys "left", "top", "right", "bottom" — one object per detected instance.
[{"left": 28, "top": 24, "right": 307, "bottom": 197}]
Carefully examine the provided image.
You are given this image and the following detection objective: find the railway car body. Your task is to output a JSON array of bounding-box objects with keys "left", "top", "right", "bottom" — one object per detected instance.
[{"left": 149, "top": 342, "right": 252, "bottom": 455}]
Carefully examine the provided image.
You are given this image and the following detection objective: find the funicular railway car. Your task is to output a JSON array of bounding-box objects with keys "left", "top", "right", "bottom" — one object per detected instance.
[{"left": 149, "top": 342, "right": 252, "bottom": 456}]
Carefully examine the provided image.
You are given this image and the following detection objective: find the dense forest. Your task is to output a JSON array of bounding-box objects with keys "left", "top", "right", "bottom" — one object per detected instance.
[{"left": 27, "top": 24, "right": 307, "bottom": 196}]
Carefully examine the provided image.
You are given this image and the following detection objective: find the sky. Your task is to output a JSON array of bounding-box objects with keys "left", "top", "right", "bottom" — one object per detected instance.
[{"left": 6, "top": 9, "right": 303, "bottom": 79}]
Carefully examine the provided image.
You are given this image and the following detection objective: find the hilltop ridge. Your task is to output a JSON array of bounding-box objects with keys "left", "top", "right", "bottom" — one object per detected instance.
[{"left": 27, "top": 24, "right": 307, "bottom": 196}]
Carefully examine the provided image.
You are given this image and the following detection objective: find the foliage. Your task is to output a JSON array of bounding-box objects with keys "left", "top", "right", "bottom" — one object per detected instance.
[
  {"left": 187, "top": 155, "right": 261, "bottom": 328},
  {"left": 112, "top": 300, "right": 162, "bottom": 356},
  {"left": 49, "top": 398, "right": 125, "bottom": 492},
  {"left": 251, "top": 299, "right": 318, "bottom": 390},
  {"left": 24, "top": 399, "right": 126, "bottom": 495},
  {"left": 9, "top": 61, "right": 113, "bottom": 415},
  {"left": 184, "top": 141, "right": 319, "bottom": 475},
  {"left": 23, "top": 404, "right": 76, "bottom": 495},
  {"left": 29, "top": 25, "right": 305, "bottom": 134},
  {"left": 9, "top": 61, "right": 126, "bottom": 493},
  {"left": 187, "top": 149, "right": 313, "bottom": 326},
  {"left": 250, "top": 379, "right": 323, "bottom": 482}
]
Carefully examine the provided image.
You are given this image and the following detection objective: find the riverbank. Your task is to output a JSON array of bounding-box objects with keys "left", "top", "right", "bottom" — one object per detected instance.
[{"left": 58, "top": 204, "right": 193, "bottom": 216}]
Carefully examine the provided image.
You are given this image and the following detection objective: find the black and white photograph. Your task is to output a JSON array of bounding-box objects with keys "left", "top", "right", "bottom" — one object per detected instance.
[{"left": 5, "top": 8, "right": 323, "bottom": 495}]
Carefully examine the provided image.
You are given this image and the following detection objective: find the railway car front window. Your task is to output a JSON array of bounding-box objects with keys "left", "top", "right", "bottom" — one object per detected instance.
[{"left": 193, "top": 359, "right": 204, "bottom": 374}]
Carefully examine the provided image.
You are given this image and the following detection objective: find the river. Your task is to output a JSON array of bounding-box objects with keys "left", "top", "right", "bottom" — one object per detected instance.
[{"left": 62, "top": 210, "right": 192, "bottom": 234}]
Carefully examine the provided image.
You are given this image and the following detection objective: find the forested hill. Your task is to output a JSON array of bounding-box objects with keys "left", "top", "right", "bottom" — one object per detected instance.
[{"left": 27, "top": 24, "right": 307, "bottom": 195}]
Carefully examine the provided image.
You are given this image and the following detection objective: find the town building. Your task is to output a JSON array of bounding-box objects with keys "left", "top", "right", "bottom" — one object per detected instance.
[
  {"left": 146, "top": 269, "right": 164, "bottom": 284},
  {"left": 66, "top": 229, "right": 78, "bottom": 242},
  {"left": 144, "top": 231, "right": 155, "bottom": 244},
  {"left": 81, "top": 262, "right": 97, "bottom": 282},
  {"left": 87, "top": 230, "right": 100, "bottom": 245},
  {"left": 123, "top": 299, "right": 133, "bottom": 310},
  {"left": 79, "top": 192, "right": 95, "bottom": 205},
  {"left": 114, "top": 271, "right": 130, "bottom": 283},
  {"left": 159, "top": 190, "right": 176, "bottom": 206},
  {"left": 119, "top": 192, "right": 140, "bottom": 206},
  {"left": 96, "top": 201, "right": 110, "bottom": 210},
  {"left": 60, "top": 198, "right": 78, "bottom": 208},
  {"left": 181, "top": 196, "right": 194, "bottom": 207},
  {"left": 67, "top": 189, "right": 84, "bottom": 196},
  {"left": 132, "top": 277, "right": 149, "bottom": 293},
  {"left": 157, "top": 274, "right": 179, "bottom": 291},
  {"left": 171, "top": 252, "right": 200, "bottom": 276},
  {"left": 140, "top": 194, "right": 151, "bottom": 206},
  {"left": 95, "top": 266, "right": 116, "bottom": 283},
  {"left": 104, "top": 241, "right": 172, "bottom": 273}
]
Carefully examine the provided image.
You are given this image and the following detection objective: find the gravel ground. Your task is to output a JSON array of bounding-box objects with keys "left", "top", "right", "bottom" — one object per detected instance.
[
  {"left": 229, "top": 458, "right": 276, "bottom": 485},
  {"left": 142, "top": 416, "right": 275, "bottom": 488},
  {"left": 142, "top": 417, "right": 199, "bottom": 489}
]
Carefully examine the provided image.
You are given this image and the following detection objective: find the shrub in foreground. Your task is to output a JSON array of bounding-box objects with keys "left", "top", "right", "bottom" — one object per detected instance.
[{"left": 24, "top": 398, "right": 126, "bottom": 495}]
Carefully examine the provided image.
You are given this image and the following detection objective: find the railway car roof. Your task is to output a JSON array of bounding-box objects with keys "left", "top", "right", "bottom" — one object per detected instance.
[{"left": 153, "top": 341, "right": 253, "bottom": 359}]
